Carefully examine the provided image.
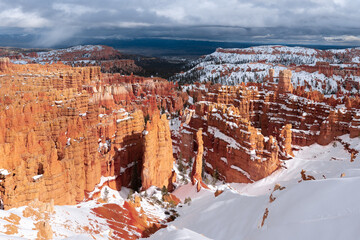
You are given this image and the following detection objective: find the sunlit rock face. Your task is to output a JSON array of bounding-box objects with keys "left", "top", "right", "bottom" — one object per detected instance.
[
  {"left": 2, "top": 45, "right": 360, "bottom": 213},
  {"left": 175, "top": 68, "right": 360, "bottom": 184},
  {"left": 142, "top": 112, "right": 175, "bottom": 190},
  {"left": 0, "top": 61, "right": 183, "bottom": 209}
]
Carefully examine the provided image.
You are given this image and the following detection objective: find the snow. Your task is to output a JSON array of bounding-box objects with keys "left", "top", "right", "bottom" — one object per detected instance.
[
  {"left": 9, "top": 45, "right": 105, "bottom": 66},
  {"left": 147, "top": 135, "right": 360, "bottom": 240},
  {"left": 146, "top": 225, "right": 210, "bottom": 240},
  {"left": 0, "top": 201, "right": 110, "bottom": 240},
  {"left": 208, "top": 126, "right": 241, "bottom": 150},
  {"left": 116, "top": 116, "right": 133, "bottom": 123},
  {"left": 32, "top": 175, "right": 43, "bottom": 181},
  {"left": 170, "top": 117, "right": 182, "bottom": 133},
  {"left": 174, "top": 45, "right": 360, "bottom": 95},
  {"left": 0, "top": 169, "right": 9, "bottom": 176},
  {"left": 0, "top": 176, "right": 170, "bottom": 239},
  {"left": 220, "top": 157, "right": 228, "bottom": 164},
  {"left": 49, "top": 203, "right": 109, "bottom": 239},
  {"left": 88, "top": 175, "right": 117, "bottom": 199},
  {"left": 11, "top": 60, "right": 28, "bottom": 65},
  {"left": 230, "top": 165, "right": 251, "bottom": 179},
  {"left": 120, "top": 162, "right": 135, "bottom": 174},
  {"left": 188, "top": 96, "right": 194, "bottom": 104}
]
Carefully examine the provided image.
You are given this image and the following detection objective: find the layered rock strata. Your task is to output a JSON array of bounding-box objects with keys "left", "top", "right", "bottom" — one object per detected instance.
[
  {"left": 0, "top": 61, "right": 179, "bottom": 209},
  {"left": 177, "top": 69, "right": 360, "bottom": 183},
  {"left": 142, "top": 113, "right": 175, "bottom": 190}
]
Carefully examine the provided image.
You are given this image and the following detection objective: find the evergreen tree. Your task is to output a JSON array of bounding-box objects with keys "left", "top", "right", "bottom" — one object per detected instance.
[{"left": 131, "top": 161, "right": 141, "bottom": 191}]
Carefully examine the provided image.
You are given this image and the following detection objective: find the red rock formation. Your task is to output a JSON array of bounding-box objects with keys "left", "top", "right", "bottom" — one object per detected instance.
[
  {"left": 179, "top": 102, "right": 280, "bottom": 183},
  {"left": 177, "top": 74, "right": 360, "bottom": 184},
  {"left": 350, "top": 112, "right": 360, "bottom": 138},
  {"left": 0, "top": 61, "right": 180, "bottom": 209},
  {"left": 92, "top": 201, "right": 165, "bottom": 239},
  {"left": 279, "top": 124, "right": 294, "bottom": 158},
  {"left": 163, "top": 194, "right": 181, "bottom": 206},
  {"left": 278, "top": 70, "right": 293, "bottom": 94},
  {"left": 191, "top": 129, "right": 204, "bottom": 191},
  {"left": 190, "top": 77, "right": 358, "bottom": 147},
  {"left": 142, "top": 113, "right": 175, "bottom": 190},
  {"left": 0, "top": 58, "right": 10, "bottom": 72}
]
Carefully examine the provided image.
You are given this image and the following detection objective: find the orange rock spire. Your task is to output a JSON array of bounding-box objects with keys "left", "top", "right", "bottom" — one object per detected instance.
[
  {"left": 141, "top": 113, "right": 175, "bottom": 190},
  {"left": 192, "top": 129, "right": 204, "bottom": 191},
  {"left": 278, "top": 70, "right": 293, "bottom": 94}
]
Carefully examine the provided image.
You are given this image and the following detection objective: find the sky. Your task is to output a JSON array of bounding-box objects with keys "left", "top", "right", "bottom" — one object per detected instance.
[{"left": 0, "top": 0, "right": 360, "bottom": 47}]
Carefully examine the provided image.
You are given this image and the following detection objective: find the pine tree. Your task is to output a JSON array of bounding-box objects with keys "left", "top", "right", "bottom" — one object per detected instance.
[{"left": 131, "top": 161, "right": 141, "bottom": 191}]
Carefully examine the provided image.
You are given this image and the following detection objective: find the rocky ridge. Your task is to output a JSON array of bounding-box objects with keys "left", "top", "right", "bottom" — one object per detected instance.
[{"left": 173, "top": 45, "right": 360, "bottom": 96}]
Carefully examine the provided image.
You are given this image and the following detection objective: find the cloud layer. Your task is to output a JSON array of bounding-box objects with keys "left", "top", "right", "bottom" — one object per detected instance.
[{"left": 0, "top": 0, "right": 359, "bottom": 46}]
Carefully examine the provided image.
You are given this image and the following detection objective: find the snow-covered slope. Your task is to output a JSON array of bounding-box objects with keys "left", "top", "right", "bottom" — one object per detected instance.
[
  {"left": 35, "top": 45, "right": 105, "bottom": 64},
  {"left": 10, "top": 45, "right": 119, "bottom": 65},
  {"left": 0, "top": 186, "right": 169, "bottom": 239},
  {"left": 146, "top": 135, "right": 360, "bottom": 240},
  {"left": 173, "top": 45, "right": 360, "bottom": 95}
]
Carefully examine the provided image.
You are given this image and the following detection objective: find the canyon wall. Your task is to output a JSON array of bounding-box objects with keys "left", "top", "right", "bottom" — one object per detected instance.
[
  {"left": 0, "top": 61, "right": 179, "bottom": 209},
  {"left": 1, "top": 58, "right": 359, "bottom": 210},
  {"left": 177, "top": 69, "right": 359, "bottom": 184}
]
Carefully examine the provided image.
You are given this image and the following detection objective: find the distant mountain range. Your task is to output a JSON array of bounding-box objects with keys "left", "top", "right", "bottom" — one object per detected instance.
[{"left": 0, "top": 34, "right": 358, "bottom": 58}]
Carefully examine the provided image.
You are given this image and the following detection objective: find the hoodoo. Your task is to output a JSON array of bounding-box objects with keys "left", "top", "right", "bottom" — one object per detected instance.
[
  {"left": 142, "top": 113, "right": 175, "bottom": 190},
  {"left": 191, "top": 129, "right": 204, "bottom": 191}
]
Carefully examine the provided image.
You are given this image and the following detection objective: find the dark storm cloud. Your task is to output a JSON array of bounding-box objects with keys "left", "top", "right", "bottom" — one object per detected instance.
[{"left": 0, "top": 0, "right": 359, "bottom": 46}]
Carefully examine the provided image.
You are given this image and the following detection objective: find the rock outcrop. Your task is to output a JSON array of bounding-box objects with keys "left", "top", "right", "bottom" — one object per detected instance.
[
  {"left": 277, "top": 70, "right": 293, "bottom": 94},
  {"left": 176, "top": 69, "right": 360, "bottom": 184},
  {"left": 0, "top": 58, "right": 9, "bottom": 72},
  {"left": 142, "top": 113, "right": 175, "bottom": 190},
  {"left": 0, "top": 61, "right": 179, "bottom": 209},
  {"left": 178, "top": 101, "right": 281, "bottom": 183},
  {"left": 279, "top": 124, "right": 294, "bottom": 158},
  {"left": 191, "top": 129, "right": 204, "bottom": 191}
]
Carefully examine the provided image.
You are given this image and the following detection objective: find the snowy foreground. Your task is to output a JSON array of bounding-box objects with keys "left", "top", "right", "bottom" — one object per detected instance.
[
  {"left": 146, "top": 135, "right": 360, "bottom": 240},
  {"left": 0, "top": 135, "right": 359, "bottom": 239}
]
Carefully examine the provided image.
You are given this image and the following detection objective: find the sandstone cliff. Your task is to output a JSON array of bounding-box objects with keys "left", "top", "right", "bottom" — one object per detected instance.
[
  {"left": 142, "top": 113, "right": 175, "bottom": 190},
  {"left": 0, "top": 61, "right": 179, "bottom": 209}
]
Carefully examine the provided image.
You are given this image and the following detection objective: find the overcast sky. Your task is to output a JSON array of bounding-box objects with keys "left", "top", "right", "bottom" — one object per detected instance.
[{"left": 0, "top": 0, "right": 359, "bottom": 47}]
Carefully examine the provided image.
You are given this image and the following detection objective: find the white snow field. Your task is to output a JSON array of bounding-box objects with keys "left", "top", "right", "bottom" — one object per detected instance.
[{"left": 146, "top": 135, "right": 360, "bottom": 240}]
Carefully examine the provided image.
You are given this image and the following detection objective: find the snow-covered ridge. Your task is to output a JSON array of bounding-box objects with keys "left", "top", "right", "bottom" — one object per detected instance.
[
  {"left": 8, "top": 45, "right": 114, "bottom": 66},
  {"left": 216, "top": 45, "right": 360, "bottom": 57},
  {"left": 216, "top": 45, "right": 319, "bottom": 55},
  {"left": 209, "top": 45, "right": 360, "bottom": 65},
  {"left": 173, "top": 45, "right": 360, "bottom": 95},
  {"left": 37, "top": 45, "right": 104, "bottom": 57}
]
